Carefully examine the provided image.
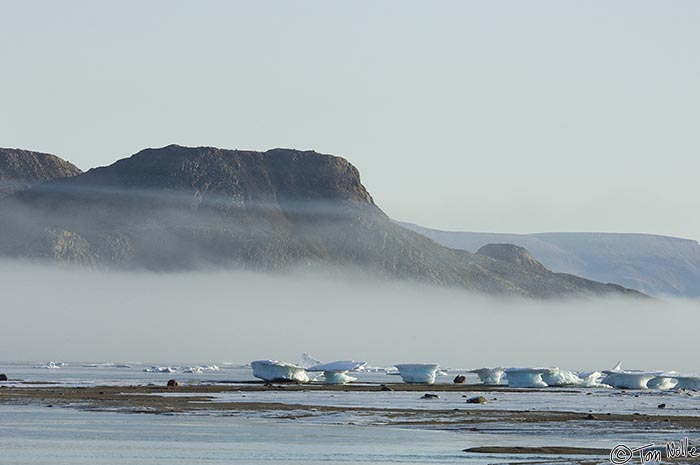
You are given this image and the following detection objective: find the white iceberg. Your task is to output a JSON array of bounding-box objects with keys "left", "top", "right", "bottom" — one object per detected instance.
[
  {"left": 82, "top": 362, "right": 133, "bottom": 368},
  {"left": 144, "top": 366, "right": 179, "bottom": 373},
  {"left": 647, "top": 373, "right": 679, "bottom": 390},
  {"left": 542, "top": 368, "right": 581, "bottom": 386},
  {"left": 182, "top": 365, "right": 220, "bottom": 374},
  {"left": 577, "top": 371, "right": 605, "bottom": 387},
  {"left": 505, "top": 368, "right": 549, "bottom": 388},
  {"left": 298, "top": 353, "right": 323, "bottom": 369},
  {"left": 395, "top": 363, "right": 439, "bottom": 384},
  {"left": 672, "top": 376, "right": 700, "bottom": 391},
  {"left": 306, "top": 360, "right": 366, "bottom": 384},
  {"left": 36, "top": 361, "right": 65, "bottom": 369},
  {"left": 470, "top": 367, "right": 504, "bottom": 385},
  {"left": 600, "top": 361, "right": 676, "bottom": 390},
  {"left": 601, "top": 372, "right": 656, "bottom": 389},
  {"left": 251, "top": 360, "right": 309, "bottom": 383},
  {"left": 182, "top": 366, "right": 204, "bottom": 374}
]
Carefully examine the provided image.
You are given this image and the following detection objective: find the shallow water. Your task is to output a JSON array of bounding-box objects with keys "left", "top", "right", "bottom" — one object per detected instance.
[
  {"left": 2, "top": 361, "right": 699, "bottom": 465},
  {"left": 0, "top": 404, "right": 495, "bottom": 465}
]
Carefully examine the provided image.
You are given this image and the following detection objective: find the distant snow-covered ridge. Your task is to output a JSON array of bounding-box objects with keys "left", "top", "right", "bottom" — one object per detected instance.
[{"left": 399, "top": 222, "right": 700, "bottom": 298}]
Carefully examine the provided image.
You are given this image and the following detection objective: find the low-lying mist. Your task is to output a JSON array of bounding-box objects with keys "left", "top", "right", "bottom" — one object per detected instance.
[{"left": 1, "top": 260, "right": 697, "bottom": 372}]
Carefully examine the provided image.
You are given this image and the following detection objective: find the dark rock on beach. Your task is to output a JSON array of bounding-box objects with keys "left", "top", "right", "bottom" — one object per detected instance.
[
  {"left": 453, "top": 375, "right": 466, "bottom": 384},
  {"left": 465, "top": 395, "right": 488, "bottom": 404},
  {"left": 166, "top": 379, "right": 180, "bottom": 387},
  {"left": 0, "top": 374, "right": 7, "bottom": 381}
]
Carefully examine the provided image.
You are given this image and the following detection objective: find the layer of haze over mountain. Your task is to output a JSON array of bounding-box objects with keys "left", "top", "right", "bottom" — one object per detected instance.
[{"left": 0, "top": 145, "right": 641, "bottom": 299}]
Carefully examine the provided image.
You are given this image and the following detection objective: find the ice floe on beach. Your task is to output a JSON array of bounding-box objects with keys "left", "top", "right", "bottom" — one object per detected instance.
[
  {"left": 469, "top": 367, "right": 504, "bottom": 385},
  {"left": 598, "top": 362, "right": 681, "bottom": 390},
  {"left": 395, "top": 364, "right": 440, "bottom": 384},
  {"left": 251, "top": 360, "right": 310, "bottom": 383},
  {"left": 672, "top": 376, "right": 700, "bottom": 390},
  {"left": 143, "top": 365, "right": 220, "bottom": 374},
  {"left": 541, "top": 368, "right": 585, "bottom": 386},
  {"left": 577, "top": 370, "right": 605, "bottom": 387},
  {"left": 602, "top": 371, "right": 680, "bottom": 390},
  {"left": 298, "top": 353, "right": 323, "bottom": 369},
  {"left": 504, "top": 368, "right": 549, "bottom": 388},
  {"left": 306, "top": 361, "right": 367, "bottom": 384}
]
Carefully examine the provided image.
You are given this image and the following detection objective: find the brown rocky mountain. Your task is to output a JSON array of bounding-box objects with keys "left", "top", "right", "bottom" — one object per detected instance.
[
  {"left": 0, "top": 148, "right": 82, "bottom": 196},
  {"left": 0, "top": 144, "right": 643, "bottom": 298}
]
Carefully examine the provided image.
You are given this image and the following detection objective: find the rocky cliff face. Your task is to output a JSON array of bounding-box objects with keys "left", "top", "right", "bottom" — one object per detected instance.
[
  {"left": 0, "top": 148, "right": 82, "bottom": 196},
  {"left": 0, "top": 145, "right": 644, "bottom": 298}
]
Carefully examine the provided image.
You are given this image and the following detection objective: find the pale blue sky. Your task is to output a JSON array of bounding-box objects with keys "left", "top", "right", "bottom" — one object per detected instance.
[{"left": 1, "top": 1, "right": 698, "bottom": 239}]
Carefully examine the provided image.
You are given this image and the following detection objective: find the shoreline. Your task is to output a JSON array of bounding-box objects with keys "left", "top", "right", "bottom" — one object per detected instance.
[
  {"left": 4, "top": 382, "right": 700, "bottom": 464},
  {"left": 2, "top": 383, "right": 700, "bottom": 428}
]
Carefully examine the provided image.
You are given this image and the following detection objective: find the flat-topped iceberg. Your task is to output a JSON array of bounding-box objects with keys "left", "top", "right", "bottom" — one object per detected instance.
[
  {"left": 470, "top": 367, "right": 504, "bottom": 385},
  {"left": 601, "top": 371, "right": 657, "bottom": 390},
  {"left": 395, "top": 363, "right": 439, "bottom": 384},
  {"left": 306, "top": 360, "right": 366, "bottom": 384},
  {"left": 600, "top": 362, "right": 679, "bottom": 390},
  {"left": 505, "top": 368, "right": 549, "bottom": 388},
  {"left": 251, "top": 360, "right": 310, "bottom": 383}
]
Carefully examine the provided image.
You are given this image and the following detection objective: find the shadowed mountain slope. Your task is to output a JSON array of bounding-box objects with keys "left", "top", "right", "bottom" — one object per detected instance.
[
  {"left": 0, "top": 145, "right": 643, "bottom": 299},
  {"left": 0, "top": 148, "right": 82, "bottom": 196}
]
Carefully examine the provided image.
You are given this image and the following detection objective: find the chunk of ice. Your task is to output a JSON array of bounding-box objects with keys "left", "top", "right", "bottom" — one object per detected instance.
[
  {"left": 542, "top": 368, "right": 581, "bottom": 386},
  {"left": 395, "top": 364, "right": 439, "bottom": 384},
  {"left": 505, "top": 368, "right": 549, "bottom": 388},
  {"left": 306, "top": 361, "right": 367, "bottom": 385},
  {"left": 470, "top": 367, "right": 504, "bottom": 385},
  {"left": 601, "top": 372, "right": 656, "bottom": 389},
  {"left": 672, "top": 376, "right": 700, "bottom": 391},
  {"left": 251, "top": 360, "right": 309, "bottom": 383}
]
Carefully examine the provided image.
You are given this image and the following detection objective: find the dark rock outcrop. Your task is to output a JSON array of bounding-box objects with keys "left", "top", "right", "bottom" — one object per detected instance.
[
  {"left": 0, "top": 374, "right": 7, "bottom": 381},
  {"left": 0, "top": 148, "right": 81, "bottom": 196},
  {"left": 453, "top": 375, "right": 467, "bottom": 384},
  {"left": 0, "top": 144, "right": 644, "bottom": 298},
  {"left": 166, "top": 379, "right": 179, "bottom": 387},
  {"left": 476, "top": 244, "right": 547, "bottom": 273}
]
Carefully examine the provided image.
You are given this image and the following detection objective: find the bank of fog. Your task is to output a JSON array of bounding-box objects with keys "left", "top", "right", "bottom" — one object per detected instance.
[{"left": 0, "top": 260, "right": 696, "bottom": 372}]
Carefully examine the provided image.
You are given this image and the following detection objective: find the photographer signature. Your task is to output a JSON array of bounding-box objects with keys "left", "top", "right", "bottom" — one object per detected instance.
[{"left": 610, "top": 438, "right": 699, "bottom": 464}]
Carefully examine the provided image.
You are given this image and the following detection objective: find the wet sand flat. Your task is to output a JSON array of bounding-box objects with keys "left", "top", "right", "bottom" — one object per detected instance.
[{"left": 3, "top": 383, "right": 700, "bottom": 429}]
